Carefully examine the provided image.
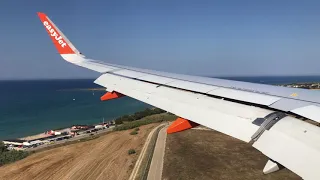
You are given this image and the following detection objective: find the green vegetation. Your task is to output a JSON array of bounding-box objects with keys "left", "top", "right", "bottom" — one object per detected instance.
[
  {"left": 113, "top": 113, "right": 177, "bottom": 131},
  {"left": 79, "top": 135, "right": 99, "bottom": 142},
  {"left": 128, "top": 149, "right": 136, "bottom": 155},
  {"left": 114, "top": 108, "right": 166, "bottom": 125},
  {"left": 0, "top": 142, "right": 30, "bottom": 166},
  {"left": 130, "top": 131, "right": 138, "bottom": 135},
  {"left": 0, "top": 142, "right": 6, "bottom": 153},
  {"left": 130, "top": 127, "right": 140, "bottom": 135},
  {"left": 114, "top": 120, "right": 156, "bottom": 131}
]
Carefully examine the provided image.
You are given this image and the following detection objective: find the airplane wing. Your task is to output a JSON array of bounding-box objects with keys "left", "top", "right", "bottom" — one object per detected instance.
[{"left": 37, "top": 12, "right": 320, "bottom": 180}]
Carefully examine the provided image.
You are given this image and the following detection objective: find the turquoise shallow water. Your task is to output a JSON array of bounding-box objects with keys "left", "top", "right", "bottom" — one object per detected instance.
[
  {"left": 1, "top": 76, "right": 320, "bottom": 140},
  {"left": 0, "top": 79, "right": 150, "bottom": 140}
]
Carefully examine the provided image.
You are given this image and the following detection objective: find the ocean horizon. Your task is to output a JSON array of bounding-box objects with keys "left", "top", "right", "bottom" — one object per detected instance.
[{"left": 1, "top": 75, "right": 320, "bottom": 140}]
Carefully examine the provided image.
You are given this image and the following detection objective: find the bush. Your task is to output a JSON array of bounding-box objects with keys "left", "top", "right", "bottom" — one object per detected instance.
[
  {"left": 115, "top": 114, "right": 135, "bottom": 125},
  {"left": 115, "top": 118, "right": 123, "bottom": 125},
  {"left": 0, "top": 149, "right": 30, "bottom": 166},
  {"left": 114, "top": 119, "right": 158, "bottom": 131},
  {"left": 79, "top": 135, "right": 99, "bottom": 142},
  {"left": 114, "top": 108, "right": 167, "bottom": 125},
  {"left": 0, "top": 142, "right": 6, "bottom": 153},
  {"left": 130, "top": 131, "right": 138, "bottom": 135},
  {"left": 122, "top": 115, "right": 135, "bottom": 122},
  {"left": 131, "top": 108, "right": 166, "bottom": 120},
  {"left": 128, "top": 149, "right": 136, "bottom": 155},
  {"left": 135, "top": 127, "right": 140, "bottom": 131},
  {"left": 0, "top": 142, "right": 31, "bottom": 166}
]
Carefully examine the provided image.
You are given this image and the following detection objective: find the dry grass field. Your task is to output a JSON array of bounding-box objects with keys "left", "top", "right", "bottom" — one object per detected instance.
[
  {"left": 163, "top": 129, "right": 301, "bottom": 180},
  {"left": 0, "top": 123, "right": 159, "bottom": 180}
]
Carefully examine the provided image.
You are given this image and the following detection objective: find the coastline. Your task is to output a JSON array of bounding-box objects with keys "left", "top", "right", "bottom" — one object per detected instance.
[
  {"left": 279, "top": 82, "right": 320, "bottom": 89},
  {"left": 19, "top": 128, "right": 71, "bottom": 141},
  {"left": 20, "top": 133, "right": 52, "bottom": 141},
  {"left": 2, "top": 108, "right": 171, "bottom": 152},
  {"left": 56, "top": 88, "right": 106, "bottom": 91}
]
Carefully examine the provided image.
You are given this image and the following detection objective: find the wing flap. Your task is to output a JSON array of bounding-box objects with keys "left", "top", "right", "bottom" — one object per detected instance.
[
  {"left": 138, "top": 74, "right": 175, "bottom": 84},
  {"left": 269, "top": 98, "right": 313, "bottom": 112},
  {"left": 253, "top": 116, "right": 320, "bottom": 180},
  {"left": 166, "top": 80, "right": 219, "bottom": 93},
  {"left": 291, "top": 105, "right": 320, "bottom": 123},
  {"left": 207, "top": 88, "right": 281, "bottom": 106}
]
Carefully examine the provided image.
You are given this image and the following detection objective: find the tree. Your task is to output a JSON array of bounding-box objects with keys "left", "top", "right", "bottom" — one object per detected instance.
[
  {"left": 0, "top": 142, "right": 6, "bottom": 153},
  {"left": 0, "top": 142, "right": 30, "bottom": 166},
  {"left": 128, "top": 149, "right": 136, "bottom": 155}
]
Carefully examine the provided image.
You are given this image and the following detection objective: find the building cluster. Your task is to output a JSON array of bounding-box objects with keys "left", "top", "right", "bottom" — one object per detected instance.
[
  {"left": 281, "top": 83, "right": 320, "bottom": 89},
  {"left": 2, "top": 121, "right": 114, "bottom": 151}
]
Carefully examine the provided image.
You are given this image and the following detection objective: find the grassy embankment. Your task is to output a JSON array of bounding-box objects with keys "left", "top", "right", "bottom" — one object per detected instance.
[{"left": 113, "top": 108, "right": 176, "bottom": 131}]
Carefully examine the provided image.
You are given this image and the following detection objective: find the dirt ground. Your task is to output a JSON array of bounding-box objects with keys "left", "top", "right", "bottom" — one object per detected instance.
[
  {"left": 0, "top": 123, "right": 158, "bottom": 180},
  {"left": 162, "top": 129, "right": 302, "bottom": 180}
]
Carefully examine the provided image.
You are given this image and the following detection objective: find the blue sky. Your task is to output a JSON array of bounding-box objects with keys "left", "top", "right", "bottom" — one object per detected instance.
[{"left": 1, "top": 0, "right": 320, "bottom": 79}]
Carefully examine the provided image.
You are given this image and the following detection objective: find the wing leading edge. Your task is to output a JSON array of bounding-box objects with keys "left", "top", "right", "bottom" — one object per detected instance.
[{"left": 37, "top": 12, "right": 320, "bottom": 180}]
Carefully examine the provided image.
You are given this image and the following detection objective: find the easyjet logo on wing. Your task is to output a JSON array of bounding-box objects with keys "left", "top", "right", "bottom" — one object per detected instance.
[{"left": 43, "top": 21, "right": 67, "bottom": 48}]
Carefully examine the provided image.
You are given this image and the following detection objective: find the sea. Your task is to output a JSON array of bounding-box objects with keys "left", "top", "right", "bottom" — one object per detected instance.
[{"left": 1, "top": 76, "right": 320, "bottom": 140}]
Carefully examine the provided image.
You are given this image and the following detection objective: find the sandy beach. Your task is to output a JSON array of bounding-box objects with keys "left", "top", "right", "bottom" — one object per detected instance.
[{"left": 19, "top": 128, "right": 71, "bottom": 141}]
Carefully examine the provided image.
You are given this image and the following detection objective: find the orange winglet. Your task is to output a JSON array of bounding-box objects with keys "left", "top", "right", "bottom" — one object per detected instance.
[
  {"left": 100, "top": 91, "right": 124, "bottom": 101},
  {"left": 37, "top": 12, "right": 75, "bottom": 54},
  {"left": 167, "top": 117, "right": 199, "bottom": 134}
]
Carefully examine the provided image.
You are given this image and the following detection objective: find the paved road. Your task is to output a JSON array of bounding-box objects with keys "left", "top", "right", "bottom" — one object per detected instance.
[
  {"left": 147, "top": 126, "right": 167, "bottom": 180},
  {"left": 129, "top": 124, "right": 165, "bottom": 180}
]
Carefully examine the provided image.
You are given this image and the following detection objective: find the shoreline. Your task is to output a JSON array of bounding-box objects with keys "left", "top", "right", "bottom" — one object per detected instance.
[
  {"left": 56, "top": 88, "right": 106, "bottom": 91},
  {"left": 279, "top": 82, "right": 320, "bottom": 89},
  {"left": 2, "top": 108, "right": 171, "bottom": 152},
  {"left": 19, "top": 128, "right": 71, "bottom": 141}
]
